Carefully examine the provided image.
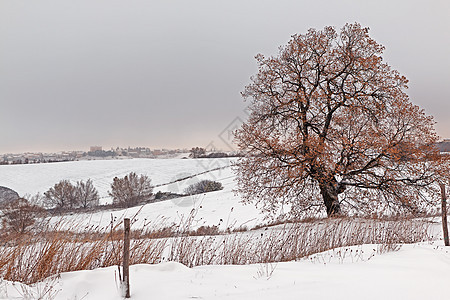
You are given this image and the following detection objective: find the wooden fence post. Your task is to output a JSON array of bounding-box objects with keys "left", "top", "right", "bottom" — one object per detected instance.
[
  {"left": 123, "top": 218, "right": 131, "bottom": 298},
  {"left": 440, "top": 184, "right": 449, "bottom": 246}
]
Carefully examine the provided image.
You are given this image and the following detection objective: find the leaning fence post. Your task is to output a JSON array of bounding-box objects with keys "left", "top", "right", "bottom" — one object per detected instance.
[
  {"left": 123, "top": 218, "right": 131, "bottom": 298},
  {"left": 440, "top": 184, "right": 449, "bottom": 246}
]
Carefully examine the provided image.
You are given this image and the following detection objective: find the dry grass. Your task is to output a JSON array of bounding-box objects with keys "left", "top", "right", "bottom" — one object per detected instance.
[
  {"left": 0, "top": 218, "right": 167, "bottom": 285},
  {"left": 167, "top": 215, "right": 432, "bottom": 267},
  {"left": 0, "top": 212, "right": 433, "bottom": 285}
]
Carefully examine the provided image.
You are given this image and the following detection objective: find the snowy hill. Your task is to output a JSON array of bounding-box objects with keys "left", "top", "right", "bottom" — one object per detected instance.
[
  {"left": 0, "top": 158, "right": 235, "bottom": 203},
  {"left": 0, "top": 158, "right": 266, "bottom": 229}
]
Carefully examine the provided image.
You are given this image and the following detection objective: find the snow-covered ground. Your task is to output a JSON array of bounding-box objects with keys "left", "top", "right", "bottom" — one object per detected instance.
[
  {"left": 1, "top": 158, "right": 450, "bottom": 299},
  {"left": 47, "top": 183, "right": 264, "bottom": 231},
  {"left": 0, "top": 158, "right": 267, "bottom": 230},
  {"left": 1, "top": 242, "right": 449, "bottom": 300},
  {"left": 0, "top": 158, "right": 235, "bottom": 203}
]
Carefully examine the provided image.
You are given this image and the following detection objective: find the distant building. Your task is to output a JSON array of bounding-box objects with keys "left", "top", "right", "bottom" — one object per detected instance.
[
  {"left": 90, "top": 146, "right": 102, "bottom": 152},
  {"left": 152, "top": 149, "right": 163, "bottom": 156}
]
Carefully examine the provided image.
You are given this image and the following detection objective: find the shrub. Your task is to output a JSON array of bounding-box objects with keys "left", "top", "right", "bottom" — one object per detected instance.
[
  {"left": 189, "top": 147, "right": 206, "bottom": 158},
  {"left": 1, "top": 198, "right": 44, "bottom": 234},
  {"left": 44, "top": 180, "right": 77, "bottom": 209},
  {"left": 109, "top": 172, "right": 153, "bottom": 207},
  {"left": 184, "top": 180, "right": 223, "bottom": 195},
  {"left": 0, "top": 186, "right": 19, "bottom": 208},
  {"left": 190, "top": 225, "right": 220, "bottom": 236},
  {"left": 154, "top": 191, "right": 182, "bottom": 201},
  {"left": 75, "top": 179, "right": 100, "bottom": 208},
  {"left": 44, "top": 179, "right": 100, "bottom": 210}
]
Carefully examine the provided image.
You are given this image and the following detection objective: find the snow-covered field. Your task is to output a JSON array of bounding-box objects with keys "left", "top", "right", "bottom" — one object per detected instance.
[
  {"left": 0, "top": 158, "right": 235, "bottom": 203},
  {"left": 1, "top": 243, "right": 449, "bottom": 300},
  {"left": 1, "top": 158, "right": 450, "bottom": 299},
  {"left": 0, "top": 158, "right": 266, "bottom": 230}
]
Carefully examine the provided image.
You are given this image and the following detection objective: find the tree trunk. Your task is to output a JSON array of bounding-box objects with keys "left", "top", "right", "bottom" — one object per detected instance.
[{"left": 319, "top": 182, "right": 341, "bottom": 217}]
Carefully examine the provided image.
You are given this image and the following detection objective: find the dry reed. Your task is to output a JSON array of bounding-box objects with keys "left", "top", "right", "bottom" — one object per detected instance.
[{"left": 0, "top": 213, "right": 432, "bottom": 284}]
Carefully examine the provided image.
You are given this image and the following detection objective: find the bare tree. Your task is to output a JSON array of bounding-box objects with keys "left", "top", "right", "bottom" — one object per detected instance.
[
  {"left": 1, "top": 198, "right": 44, "bottom": 234},
  {"left": 235, "top": 23, "right": 449, "bottom": 218},
  {"left": 75, "top": 179, "right": 100, "bottom": 208},
  {"left": 189, "top": 147, "right": 206, "bottom": 158},
  {"left": 109, "top": 172, "right": 153, "bottom": 207},
  {"left": 44, "top": 180, "right": 77, "bottom": 209}
]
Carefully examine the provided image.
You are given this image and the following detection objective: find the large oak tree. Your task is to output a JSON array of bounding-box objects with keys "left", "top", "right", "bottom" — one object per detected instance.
[{"left": 235, "top": 23, "right": 448, "bottom": 218}]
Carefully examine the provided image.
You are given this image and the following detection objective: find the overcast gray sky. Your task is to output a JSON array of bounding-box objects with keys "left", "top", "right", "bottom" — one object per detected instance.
[{"left": 1, "top": 0, "right": 449, "bottom": 154}]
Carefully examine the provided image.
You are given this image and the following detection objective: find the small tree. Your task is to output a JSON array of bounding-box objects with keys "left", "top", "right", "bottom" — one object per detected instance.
[
  {"left": 109, "top": 172, "right": 153, "bottom": 207},
  {"left": 44, "top": 180, "right": 77, "bottom": 209},
  {"left": 75, "top": 179, "right": 100, "bottom": 208},
  {"left": 189, "top": 147, "right": 206, "bottom": 158},
  {"left": 1, "top": 198, "right": 44, "bottom": 234},
  {"left": 184, "top": 180, "right": 223, "bottom": 195}
]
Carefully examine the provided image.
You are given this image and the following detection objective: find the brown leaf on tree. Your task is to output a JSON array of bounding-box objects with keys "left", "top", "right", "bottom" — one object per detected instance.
[{"left": 235, "top": 23, "right": 449, "bottom": 218}]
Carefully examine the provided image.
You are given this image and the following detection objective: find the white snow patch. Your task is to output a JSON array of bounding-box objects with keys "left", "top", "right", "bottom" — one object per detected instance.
[{"left": 1, "top": 243, "right": 449, "bottom": 299}]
